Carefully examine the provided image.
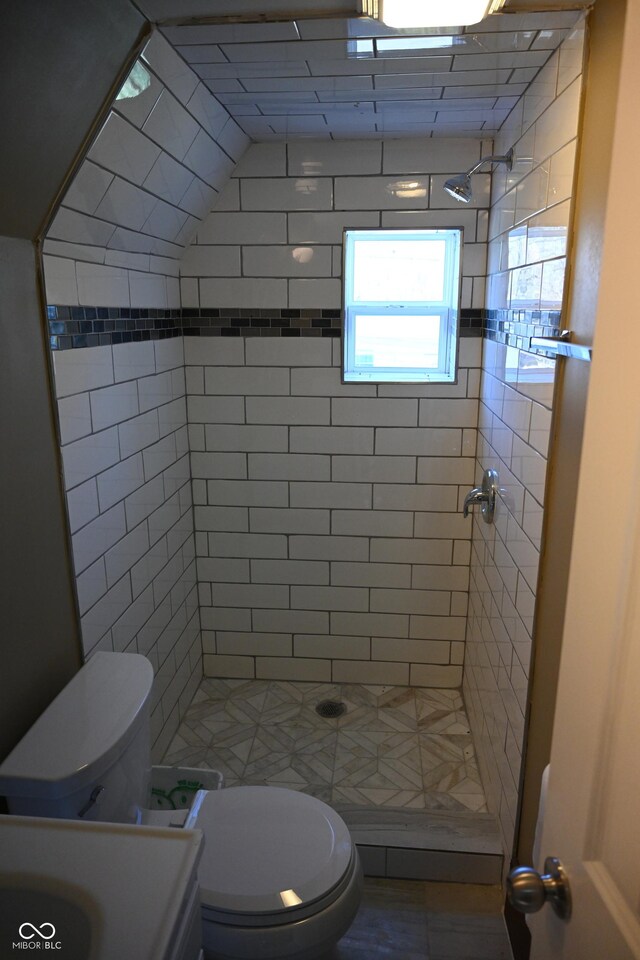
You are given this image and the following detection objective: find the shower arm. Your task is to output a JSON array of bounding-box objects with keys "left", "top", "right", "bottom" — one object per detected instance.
[{"left": 465, "top": 149, "right": 513, "bottom": 177}]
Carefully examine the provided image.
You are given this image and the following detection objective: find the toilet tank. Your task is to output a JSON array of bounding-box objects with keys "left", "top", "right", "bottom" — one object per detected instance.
[{"left": 0, "top": 652, "right": 154, "bottom": 824}]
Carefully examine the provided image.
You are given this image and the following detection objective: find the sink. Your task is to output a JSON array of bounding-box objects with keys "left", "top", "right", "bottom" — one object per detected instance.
[
  {"left": 0, "top": 814, "right": 203, "bottom": 960},
  {"left": 0, "top": 877, "right": 97, "bottom": 958}
]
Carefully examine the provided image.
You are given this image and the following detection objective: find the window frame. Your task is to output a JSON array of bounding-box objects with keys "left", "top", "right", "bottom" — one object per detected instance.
[{"left": 341, "top": 227, "right": 463, "bottom": 384}]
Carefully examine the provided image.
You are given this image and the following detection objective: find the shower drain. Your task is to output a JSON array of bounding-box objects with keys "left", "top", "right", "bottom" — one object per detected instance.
[{"left": 315, "top": 699, "right": 346, "bottom": 719}]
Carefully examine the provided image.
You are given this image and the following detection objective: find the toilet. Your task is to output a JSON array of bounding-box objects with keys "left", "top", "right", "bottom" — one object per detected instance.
[{"left": 0, "top": 652, "right": 363, "bottom": 960}]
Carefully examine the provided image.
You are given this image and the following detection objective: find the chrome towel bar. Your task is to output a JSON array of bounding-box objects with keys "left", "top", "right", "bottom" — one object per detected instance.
[{"left": 528, "top": 331, "right": 592, "bottom": 362}]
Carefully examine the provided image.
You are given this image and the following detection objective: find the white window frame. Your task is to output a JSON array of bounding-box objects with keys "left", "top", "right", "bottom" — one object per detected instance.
[{"left": 342, "top": 228, "right": 462, "bottom": 384}]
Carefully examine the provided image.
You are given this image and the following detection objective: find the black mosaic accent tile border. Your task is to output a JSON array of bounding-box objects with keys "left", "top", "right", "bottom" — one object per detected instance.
[
  {"left": 47, "top": 306, "right": 485, "bottom": 350},
  {"left": 47, "top": 306, "right": 182, "bottom": 351},
  {"left": 484, "top": 308, "right": 563, "bottom": 350},
  {"left": 181, "top": 307, "right": 343, "bottom": 339},
  {"left": 459, "top": 309, "right": 484, "bottom": 338}
]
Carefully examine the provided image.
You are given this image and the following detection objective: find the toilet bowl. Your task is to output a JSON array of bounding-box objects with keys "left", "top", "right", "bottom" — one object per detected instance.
[
  {"left": 188, "top": 786, "right": 362, "bottom": 960},
  {"left": 0, "top": 653, "right": 363, "bottom": 960}
]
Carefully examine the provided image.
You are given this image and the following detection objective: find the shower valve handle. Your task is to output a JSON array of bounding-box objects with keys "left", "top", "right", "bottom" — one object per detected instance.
[
  {"left": 462, "top": 469, "right": 499, "bottom": 523},
  {"left": 463, "top": 486, "right": 488, "bottom": 517}
]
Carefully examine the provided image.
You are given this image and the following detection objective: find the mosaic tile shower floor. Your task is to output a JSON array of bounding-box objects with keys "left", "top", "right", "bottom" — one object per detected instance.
[{"left": 164, "top": 680, "right": 487, "bottom": 812}]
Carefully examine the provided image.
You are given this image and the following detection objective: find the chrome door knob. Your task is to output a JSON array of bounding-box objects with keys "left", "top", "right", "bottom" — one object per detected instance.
[{"left": 506, "top": 857, "right": 571, "bottom": 920}]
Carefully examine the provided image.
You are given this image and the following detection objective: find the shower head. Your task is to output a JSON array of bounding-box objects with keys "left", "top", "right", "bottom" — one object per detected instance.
[
  {"left": 444, "top": 173, "right": 473, "bottom": 204},
  {"left": 443, "top": 148, "right": 513, "bottom": 204}
]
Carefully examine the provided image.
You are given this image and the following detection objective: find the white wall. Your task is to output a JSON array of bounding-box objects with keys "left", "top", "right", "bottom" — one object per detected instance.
[
  {"left": 464, "top": 19, "right": 585, "bottom": 850},
  {"left": 0, "top": 237, "right": 81, "bottom": 761}
]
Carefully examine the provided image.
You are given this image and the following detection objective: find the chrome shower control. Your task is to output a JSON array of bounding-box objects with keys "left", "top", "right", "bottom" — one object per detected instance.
[{"left": 462, "top": 468, "right": 499, "bottom": 523}]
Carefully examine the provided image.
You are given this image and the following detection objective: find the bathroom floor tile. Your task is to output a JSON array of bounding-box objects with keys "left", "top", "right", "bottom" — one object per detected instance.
[
  {"left": 253, "top": 723, "right": 339, "bottom": 756},
  {"left": 213, "top": 748, "right": 255, "bottom": 778},
  {"left": 427, "top": 915, "right": 513, "bottom": 959},
  {"left": 332, "top": 787, "right": 427, "bottom": 809},
  {"left": 334, "top": 732, "right": 423, "bottom": 792},
  {"left": 193, "top": 696, "right": 264, "bottom": 725},
  {"left": 165, "top": 727, "right": 205, "bottom": 753},
  {"left": 417, "top": 708, "right": 471, "bottom": 735},
  {"left": 163, "top": 744, "right": 215, "bottom": 768},
  {"left": 451, "top": 793, "right": 488, "bottom": 813},
  {"left": 317, "top": 878, "right": 512, "bottom": 960},
  {"left": 329, "top": 877, "right": 430, "bottom": 960},
  {"left": 244, "top": 750, "right": 335, "bottom": 786},
  {"left": 164, "top": 679, "right": 488, "bottom": 813},
  {"left": 260, "top": 688, "right": 307, "bottom": 722},
  {"left": 198, "top": 718, "right": 258, "bottom": 743},
  {"left": 336, "top": 728, "right": 420, "bottom": 760},
  {"left": 415, "top": 687, "right": 464, "bottom": 712},
  {"left": 162, "top": 735, "right": 196, "bottom": 762},
  {"left": 422, "top": 792, "right": 485, "bottom": 812}
]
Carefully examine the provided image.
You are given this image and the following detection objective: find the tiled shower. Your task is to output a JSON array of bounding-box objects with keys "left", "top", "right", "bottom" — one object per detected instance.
[{"left": 43, "top": 17, "right": 586, "bottom": 854}]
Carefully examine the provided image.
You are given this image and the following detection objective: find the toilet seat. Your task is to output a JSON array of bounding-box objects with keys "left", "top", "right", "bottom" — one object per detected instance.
[{"left": 184, "top": 786, "right": 354, "bottom": 925}]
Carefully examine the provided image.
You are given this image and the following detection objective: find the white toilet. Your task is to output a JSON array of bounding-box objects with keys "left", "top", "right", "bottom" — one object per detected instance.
[{"left": 0, "top": 652, "right": 363, "bottom": 960}]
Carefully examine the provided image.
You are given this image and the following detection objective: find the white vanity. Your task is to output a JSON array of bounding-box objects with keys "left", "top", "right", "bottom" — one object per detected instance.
[{"left": 0, "top": 815, "right": 204, "bottom": 959}]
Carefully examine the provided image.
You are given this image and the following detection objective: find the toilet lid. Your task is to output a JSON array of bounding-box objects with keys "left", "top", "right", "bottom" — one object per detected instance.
[{"left": 187, "top": 786, "right": 353, "bottom": 918}]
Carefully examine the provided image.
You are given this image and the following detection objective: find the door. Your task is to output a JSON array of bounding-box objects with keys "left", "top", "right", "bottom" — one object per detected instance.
[{"left": 528, "top": 2, "right": 640, "bottom": 957}]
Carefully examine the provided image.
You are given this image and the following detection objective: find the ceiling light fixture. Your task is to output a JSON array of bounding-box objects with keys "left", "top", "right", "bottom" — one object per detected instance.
[{"left": 360, "top": 0, "right": 506, "bottom": 29}]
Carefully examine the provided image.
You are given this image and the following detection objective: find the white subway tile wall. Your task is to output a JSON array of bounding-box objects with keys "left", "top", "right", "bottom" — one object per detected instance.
[
  {"left": 186, "top": 334, "right": 480, "bottom": 686},
  {"left": 180, "top": 137, "right": 491, "bottom": 311},
  {"left": 52, "top": 338, "right": 201, "bottom": 760},
  {"left": 464, "top": 21, "right": 585, "bottom": 853},
  {"left": 41, "top": 18, "right": 588, "bottom": 850},
  {"left": 176, "top": 137, "right": 489, "bottom": 683},
  {"left": 43, "top": 30, "right": 250, "bottom": 755},
  {"left": 42, "top": 30, "right": 249, "bottom": 310},
  {"left": 486, "top": 20, "right": 585, "bottom": 313}
]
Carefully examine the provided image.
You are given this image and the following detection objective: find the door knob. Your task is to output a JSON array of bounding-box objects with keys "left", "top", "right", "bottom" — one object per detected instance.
[{"left": 506, "top": 857, "right": 571, "bottom": 920}]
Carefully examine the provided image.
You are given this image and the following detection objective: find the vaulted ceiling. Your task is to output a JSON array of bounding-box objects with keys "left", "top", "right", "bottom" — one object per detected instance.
[{"left": 132, "top": 0, "right": 587, "bottom": 140}]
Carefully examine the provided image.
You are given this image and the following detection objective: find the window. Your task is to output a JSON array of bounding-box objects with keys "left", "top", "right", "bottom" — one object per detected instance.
[{"left": 342, "top": 228, "right": 462, "bottom": 383}]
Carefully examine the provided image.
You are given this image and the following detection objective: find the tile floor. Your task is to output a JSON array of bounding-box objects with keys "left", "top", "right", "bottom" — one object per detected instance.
[
  {"left": 164, "top": 679, "right": 487, "bottom": 812},
  {"left": 327, "top": 877, "right": 513, "bottom": 960}
]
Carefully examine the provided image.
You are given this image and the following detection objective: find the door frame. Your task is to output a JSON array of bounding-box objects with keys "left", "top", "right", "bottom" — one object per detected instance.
[{"left": 512, "top": 0, "right": 627, "bottom": 871}]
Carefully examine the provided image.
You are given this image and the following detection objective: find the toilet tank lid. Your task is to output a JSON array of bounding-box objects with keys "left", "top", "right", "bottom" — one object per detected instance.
[{"left": 0, "top": 653, "right": 154, "bottom": 800}]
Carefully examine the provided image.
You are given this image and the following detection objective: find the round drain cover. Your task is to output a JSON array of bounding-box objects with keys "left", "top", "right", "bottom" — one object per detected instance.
[{"left": 316, "top": 700, "right": 346, "bottom": 719}]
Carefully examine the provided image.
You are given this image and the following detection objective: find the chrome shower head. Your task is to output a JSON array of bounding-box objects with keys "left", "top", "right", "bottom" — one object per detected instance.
[
  {"left": 443, "top": 148, "right": 513, "bottom": 204},
  {"left": 444, "top": 173, "right": 473, "bottom": 204}
]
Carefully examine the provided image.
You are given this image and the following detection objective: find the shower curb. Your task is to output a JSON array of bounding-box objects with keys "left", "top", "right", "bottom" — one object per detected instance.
[{"left": 335, "top": 805, "right": 504, "bottom": 885}]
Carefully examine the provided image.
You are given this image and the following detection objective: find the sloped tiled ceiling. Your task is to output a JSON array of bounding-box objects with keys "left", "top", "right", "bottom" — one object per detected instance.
[{"left": 146, "top": 10, "right": 584, "bottom": 140}]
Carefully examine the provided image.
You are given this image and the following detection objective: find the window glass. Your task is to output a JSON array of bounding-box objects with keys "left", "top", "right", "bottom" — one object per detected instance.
[{"left": 343, "top": 229, "right": 462, "bottom": 383}]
